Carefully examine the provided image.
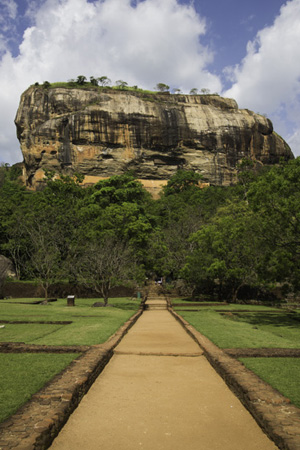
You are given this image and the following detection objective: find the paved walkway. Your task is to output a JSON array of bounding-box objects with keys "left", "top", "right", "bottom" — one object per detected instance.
[{"left": 50, "top": 294, "right": 277, "bottom": 450}]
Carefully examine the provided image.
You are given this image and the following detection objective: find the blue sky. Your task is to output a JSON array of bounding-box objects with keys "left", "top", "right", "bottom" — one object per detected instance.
[
  {"left": 0, "top": 0, "right": 299, "bottom": 165},
  {"left": 193, "top": 0, "right": 287, "bottom": 77}
]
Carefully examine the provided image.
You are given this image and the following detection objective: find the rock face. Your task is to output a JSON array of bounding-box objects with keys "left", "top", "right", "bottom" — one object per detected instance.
[{"left": 15, "top": 85, "right": 293, "bottom": 193}]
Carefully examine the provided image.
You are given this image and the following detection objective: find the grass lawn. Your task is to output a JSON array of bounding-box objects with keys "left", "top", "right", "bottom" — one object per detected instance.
[
  {"left": 172, "top": 299, "right": 276, "bottom": 310},
  {"left": 177, "top": 306, "right": 300, "bottom": 409},
  {"left": 177, "top": 308, "right": 300, "bottom": 348},
  {"left": 240, "top": 358, "right": 300, "bottom": 409},
  {"left": 0, "top": 297, "right": 140, "bottom": 345},
  {"left": 0, "top": 353, "right": 79, "bottom": 423},
  {"left": 0, "top": 297, "right": 140, "bottom": 423}
]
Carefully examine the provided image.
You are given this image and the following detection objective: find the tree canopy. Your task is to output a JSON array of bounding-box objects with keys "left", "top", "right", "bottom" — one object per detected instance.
[{"left": 1, "top": 160, "right": 300, "bottom": 302}]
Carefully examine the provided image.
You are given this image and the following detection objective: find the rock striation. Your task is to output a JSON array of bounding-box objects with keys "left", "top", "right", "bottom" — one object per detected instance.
[{"left": 15, "top": 85, "right": 293, "bottom": 193}]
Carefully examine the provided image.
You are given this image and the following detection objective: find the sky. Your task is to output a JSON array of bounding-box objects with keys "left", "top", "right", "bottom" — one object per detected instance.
[{"left": 1, "top": 0, "right": 300, "bottom": 165}]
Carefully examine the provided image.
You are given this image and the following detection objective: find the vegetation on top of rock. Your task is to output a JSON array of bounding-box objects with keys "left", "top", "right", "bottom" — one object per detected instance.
[
  {"left": 155, "top": 83, "right": 170, "bottom": 92},
  {"left": 34, "top": 76, "right": 216, "bottom": 96}
]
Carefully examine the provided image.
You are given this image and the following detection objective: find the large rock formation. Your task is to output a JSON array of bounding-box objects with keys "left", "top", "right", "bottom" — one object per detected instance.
[{"left": 15, "top": 85, "right": 293, "bottom": 194}]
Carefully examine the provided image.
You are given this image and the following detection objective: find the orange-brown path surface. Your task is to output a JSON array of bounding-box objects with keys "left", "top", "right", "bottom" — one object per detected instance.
[{"left": 50, "top": 295, "right": 278, "bottom": 450}]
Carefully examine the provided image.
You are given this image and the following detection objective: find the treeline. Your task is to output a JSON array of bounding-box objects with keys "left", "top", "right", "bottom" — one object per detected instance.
[
  {"left": 0, "top": 159, "right": 299, "bottom": 303},
  {"left": 38, "top": 76, "right": 215, "bottom": 96}
]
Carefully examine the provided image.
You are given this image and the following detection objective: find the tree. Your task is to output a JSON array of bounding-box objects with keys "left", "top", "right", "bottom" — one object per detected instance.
[
  {"left": 2, "top": 214, "right": 27, "bottom": 280},
  {"left": 247, "top": 158, "right": 300, "bottom": 294},
  {"left": 90, "top": 173, "right": 152, "bottom": 207},
  {"left": 162, "top": 170, "right": 203, "bottom": 196},
  {"left": 80, "top": 173, "right": 155, "bottom": 258},
  {"left": 76, "top": 238, "right": 134, "bottom": 306},
  {"left": 201, "top": 88, "right": 210, "bottom": 94},
  {"left": 24, "top": 219, "right": 62, "bottom": 302},
  {"left": 98, "top": 76, "right": 111, "bottom": 86},
  {"left": 0, "top": 171, "right": 27, "bottom": 261},
  {"left": 182, "top": 202, "right": 265, "bottom": 301},
  {"left": 172, "top": 88, "right": 182, "bottom": 94},
  {"left": 90, "top": 76, "right": 99, "bottom": 86},
  {"left": 155, "top": 83, "right": 170, "bottom": 92},
  {"left": 189, "top": 88, "right": 198, "bottom": 95},
  {"left": 16, "top": 173, "right": 87, "bottom": 295},
  {"left": 76, "top": 75, "right": 87, "bottom": 85},
  {"left": 146, "top": 206, "right": 203, "bottom": 279},
  {"left": 116, "top": 80, "right": 128, "bottom": 89}
]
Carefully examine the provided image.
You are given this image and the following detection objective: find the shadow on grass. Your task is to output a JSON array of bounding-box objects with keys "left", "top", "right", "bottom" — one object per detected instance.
[{"left": 230, "top": 312, "right": 300, "bottom": 329}]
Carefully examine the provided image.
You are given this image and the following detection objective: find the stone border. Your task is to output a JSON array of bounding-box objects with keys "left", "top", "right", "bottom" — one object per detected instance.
[
  {"left": 0, "top": 309, "right": 143, "bottom": 450},
  {"left": 170, "top": 309, "right": 300, "bottom": 450}
]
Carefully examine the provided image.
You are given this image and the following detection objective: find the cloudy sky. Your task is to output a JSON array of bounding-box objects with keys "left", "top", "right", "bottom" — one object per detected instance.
[{"left": 1, "top": 0, "right": 300, "bottom": 165}]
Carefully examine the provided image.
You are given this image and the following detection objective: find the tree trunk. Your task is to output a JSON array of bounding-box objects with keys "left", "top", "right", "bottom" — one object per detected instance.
[
  {"left": 232, "top": 283, "right": 243, "bottom": 303},
  {"left": 217, "top": 280, "right": 224, "bottom": 301},
  {"left": 42, "top": 284, "right": 49, "bottom": 304},
  {"left": 0, "top": 280, "right": 4, "bottom": 299},
  {"left": 101, "top": 280, "right": 111, "bottom": 306}
]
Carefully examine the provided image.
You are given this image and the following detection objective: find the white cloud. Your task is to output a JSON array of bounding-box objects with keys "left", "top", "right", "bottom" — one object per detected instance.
[
  {"left": 0, "top": 0, "right": 18, "bottom": 55},
  {"left": 0, "top": 0, "right": 17, "bottom": 21},
  {"left": 0, "top": 0, "right": 222, "bottom": 165},
  {"left": 288, "top": 129, "right": 300, "bottom": 153},
  {"left": 224, "top": 0, "right": 300, "bottom": 156}
]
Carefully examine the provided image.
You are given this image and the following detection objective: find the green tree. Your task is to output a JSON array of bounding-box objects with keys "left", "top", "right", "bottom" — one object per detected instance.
[
  {"left": 162, "top": 170, "right": 203, "bottom": 196},
  {"left": 90, "top": 76, "right": 99, "bottom": 86},
  {"left": 98, "top": 76, "right": 111, "bottom": 86},
  {"left": 79, "top": 173, "right": 155, "bottom": 261},
  {"left": 90, "top": 173, "right": 151, "bottom": 207},
  {"left": 182, "top": 202, "right": 265, "bottom": 301},
  {"left": 116, "top": 80, "right": 128, "bottom": 89},
  {"left": 76, "top": 75, "right": 87, "bottom": 85},
  {"left": 247, "top": 158, "right": 300, "bottom": 293},
  {"left": 2, "top": 214, "right": 28, "bottom": 280},
  {"left": 146, "top": 207, "right": 203, "bottom": 279},
  {"left": 0, "top": 171, "right": 27, "bottom": 257},
  {"left": 155, "top": 83, "right": 170, "bottom": 92}
]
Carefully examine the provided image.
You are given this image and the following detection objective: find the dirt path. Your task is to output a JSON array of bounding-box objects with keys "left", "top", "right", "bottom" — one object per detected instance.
[{"left": 50, "top": 294, "right": 278, "bottom": 450}]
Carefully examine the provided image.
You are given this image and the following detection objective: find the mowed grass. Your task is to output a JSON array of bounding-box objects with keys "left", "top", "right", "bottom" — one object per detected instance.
[
  {"left": 0, "top": 297, "right": 140, "bottom": 345},
  {"left": 0, "top": 297, "right": 140, "bottom": 423},
  {"left": 177, "top": 308, "right": 300, "bottom": 348},
  {"left": 0, "top": 353, "right": 79, "bottom": 423},
  {"left": 177, "top": 306, "right": 300, "bottom": 409},
  {"left": 240, "top": 358, "right": 300, "bottom": 409}
]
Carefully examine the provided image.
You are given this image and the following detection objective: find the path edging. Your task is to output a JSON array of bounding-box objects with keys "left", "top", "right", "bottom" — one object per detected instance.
[
  {"left": 0, "top": 309, "right": 143, "bottom": 450},
  {"left": 170, "top": 308, "right": 300, "bottom": 450}
]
